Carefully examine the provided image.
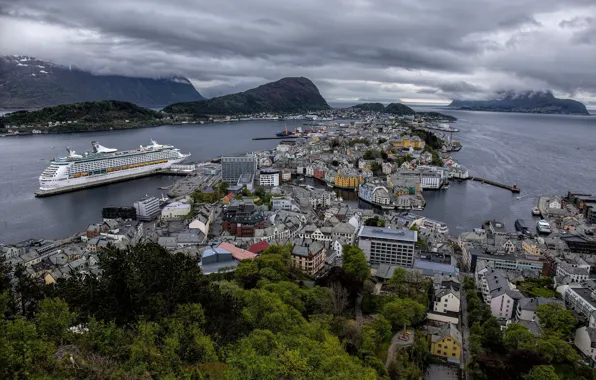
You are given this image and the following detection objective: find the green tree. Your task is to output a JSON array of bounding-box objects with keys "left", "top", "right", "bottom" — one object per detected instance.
[
  {"left": 0, "top": 317, "right": 55, "bottom": 379},
  {"left": 342, "top": 245, "right": 370, "bottom": 283},
  {"left": 523, "top": 365, "right": 558, "bottom": 380},
  {"left": 382, "top": 298, "right": 425, "bottom": 330},
  {"left": 482, "top": 317, "right": 503, "bottom": 350},
  {"left": 36, "top": 297, "right": 76, "bottom": 345},
  {"left": 536, "top": 304, "right": 577, "bottom": 337},
  {"left": 503, "top": 323, "right": 536, "bottom": 350}
]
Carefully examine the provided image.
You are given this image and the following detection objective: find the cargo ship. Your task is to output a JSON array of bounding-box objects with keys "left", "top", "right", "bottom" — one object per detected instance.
[{"left": 37, "top": 140, "right": 190, "bottom": 196}]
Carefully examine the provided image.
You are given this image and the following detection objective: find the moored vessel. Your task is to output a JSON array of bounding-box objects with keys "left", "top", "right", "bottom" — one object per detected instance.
[
  {"left": 36, "top": 140, "right": 190, "bottom": 196},
  {"left": 536, "top": 219, "right": 551, "bottom": 234}
]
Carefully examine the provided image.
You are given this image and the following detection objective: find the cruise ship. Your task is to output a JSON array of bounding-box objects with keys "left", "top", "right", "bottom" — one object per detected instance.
[{"left": 37, "top": 140, "right": 190, "bottom": 194}]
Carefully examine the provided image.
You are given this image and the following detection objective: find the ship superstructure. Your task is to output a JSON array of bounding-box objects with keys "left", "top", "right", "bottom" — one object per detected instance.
[{"left": 38, "top": 140, "right": 190, "bottom": 192}]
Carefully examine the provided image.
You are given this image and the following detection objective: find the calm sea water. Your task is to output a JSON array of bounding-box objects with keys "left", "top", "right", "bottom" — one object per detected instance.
[
  {"left": 416, "top": 109, "right": 596, "bottom": 234},
  {"left": 0, "top": 112, "right": 595, "bottom": 243},
  {"left": 0, "top": 120, "right": 304, "bottom": 243}
]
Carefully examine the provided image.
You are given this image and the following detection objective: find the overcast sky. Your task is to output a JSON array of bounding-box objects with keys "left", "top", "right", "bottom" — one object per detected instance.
[{"left": 1, "top": 0, "right": 595, "bottom": 104}]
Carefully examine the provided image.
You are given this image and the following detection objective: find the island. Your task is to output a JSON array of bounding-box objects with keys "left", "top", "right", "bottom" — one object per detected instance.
[
  {"left": 163, "top": 77, "right": 331, "bottom": 115},
  {"left": 449, "top": 90, "right": 589, "bottom": 115},
  {"left": 350, "top": 103, "right": 457, "bottom": 121},
  {"left": 0, "top": 100, "right": 165, "bottom": 133}
]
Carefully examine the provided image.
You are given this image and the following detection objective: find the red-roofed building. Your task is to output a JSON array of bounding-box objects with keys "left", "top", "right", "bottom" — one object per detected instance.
[
  {"left": 248, "top": 241, "right": 270, "bottom": 254},
  {"left": 223, "top": 193, "right": 236, "bottom": 205},
  {"left": 218, "top": 242, "right": 257, "bottom": 260}
]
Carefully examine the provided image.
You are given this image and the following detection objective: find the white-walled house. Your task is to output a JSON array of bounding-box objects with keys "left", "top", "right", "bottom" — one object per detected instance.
[
  {"left": 434, "top": 287, "right": 461, "bottom": 314},
  {"left": 575, "top": 327, "right": 596, "bottom": 362}
]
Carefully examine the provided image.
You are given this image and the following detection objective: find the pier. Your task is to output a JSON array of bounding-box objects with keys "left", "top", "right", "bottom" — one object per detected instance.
[
  {"left": 469, "top": 177, "right": 520, "bottom": 193},
  {"left": 252, "top": 136, "right": 302, "bottom": 140}
]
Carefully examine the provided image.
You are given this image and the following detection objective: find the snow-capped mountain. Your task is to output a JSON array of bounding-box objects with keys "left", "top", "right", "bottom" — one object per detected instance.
[{"left": 0, "top": 56, "right": 204, "bottom": 108}]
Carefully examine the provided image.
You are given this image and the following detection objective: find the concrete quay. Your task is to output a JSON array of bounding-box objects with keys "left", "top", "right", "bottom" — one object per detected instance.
[
  {"left": 35, "top": 169, "right": 164, "bottom": 197},
  {"left": 468, "top": 176, "right": 520, "bottom": 193}
]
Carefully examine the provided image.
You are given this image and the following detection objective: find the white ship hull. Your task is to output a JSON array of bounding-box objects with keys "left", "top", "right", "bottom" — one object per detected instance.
[{"left": 39, "top": 157, "right": 187, "bottom": 191}]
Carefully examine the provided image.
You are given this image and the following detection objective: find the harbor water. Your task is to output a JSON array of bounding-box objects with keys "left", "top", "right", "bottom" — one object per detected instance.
[{"left": 0, "top": 112, "right": 595, "bottom": 243}]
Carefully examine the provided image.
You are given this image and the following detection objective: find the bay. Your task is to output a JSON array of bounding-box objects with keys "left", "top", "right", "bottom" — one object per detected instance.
[
  {"left": 0, "top": 111, "right": 595, "bottom": 243},
  {"left": 0, "top": 120, "right": 305, "bottom": 243},
  {"left": 417, "top": 109, "right": 596, "bottom": 235}
]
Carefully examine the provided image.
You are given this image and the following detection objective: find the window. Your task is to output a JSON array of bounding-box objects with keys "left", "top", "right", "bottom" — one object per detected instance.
[
  {"left": 452, "top": 353, "right": 456, "bottom": 357},
  {"left": 437, "top": 344, "right": 442, "bottom": 348}
]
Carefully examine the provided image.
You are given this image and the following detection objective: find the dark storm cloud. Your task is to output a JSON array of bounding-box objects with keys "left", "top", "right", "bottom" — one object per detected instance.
[{"left": 0, "top": 0, "right": 595, "bottom": 102}]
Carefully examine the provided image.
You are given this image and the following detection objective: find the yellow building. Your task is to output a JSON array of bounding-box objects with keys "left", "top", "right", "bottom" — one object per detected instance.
[
  {"left": 430, "top": 324, "right": 462, "bottom": 363},
  {"left": 522, "top": 240, "right": 542, "bottom": 256},
  {"left": 334, "top": 170, "right": 364, "bottom": 189},
  {"left": 390, "top": 136, "right": 425, "bottom": 149}
]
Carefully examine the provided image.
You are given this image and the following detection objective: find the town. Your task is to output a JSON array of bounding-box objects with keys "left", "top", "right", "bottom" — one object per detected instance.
[{"left": 2, "top": 109, "right": 596, "bottom": 379}]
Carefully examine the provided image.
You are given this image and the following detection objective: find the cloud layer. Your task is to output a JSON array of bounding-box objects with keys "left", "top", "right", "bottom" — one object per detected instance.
[{"left": 1, "top": 0, "right": 595, "bottom": 103}]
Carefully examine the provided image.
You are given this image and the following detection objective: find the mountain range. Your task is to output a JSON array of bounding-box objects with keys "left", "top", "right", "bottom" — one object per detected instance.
[
  {"left": 0, "top": 56, "right": 204, "bottom": 109},
  {"left": 163, "top": 77, "right": 330, "bottom": 115},
  {"left": 449, "top": 91, "right": 589, "bottom": 115}
]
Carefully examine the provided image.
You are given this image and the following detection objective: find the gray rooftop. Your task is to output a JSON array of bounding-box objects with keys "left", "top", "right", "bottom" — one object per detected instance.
[{"left": 358, "top": 226, "right": 417, "bottom": 242}]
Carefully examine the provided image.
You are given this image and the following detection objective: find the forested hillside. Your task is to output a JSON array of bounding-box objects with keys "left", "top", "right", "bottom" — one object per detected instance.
[{"left": 0, "top": 243, "right": 430, "bottom": 379}]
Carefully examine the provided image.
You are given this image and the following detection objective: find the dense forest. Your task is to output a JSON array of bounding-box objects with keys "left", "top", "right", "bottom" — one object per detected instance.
[
  {"left": 0, "top": 243, "right": 432, "bottom": 379},
  {"left": 1, "top": 101, "right": 165, "bottom": 132}
]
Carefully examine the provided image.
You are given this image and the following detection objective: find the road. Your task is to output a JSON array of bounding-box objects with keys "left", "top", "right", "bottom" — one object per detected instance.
[
  {"left": 385, "top": 329, "right": 415, "bottom": 368},
  {"left": 460, "top": 275, "right": 471, "bottom": 379}
]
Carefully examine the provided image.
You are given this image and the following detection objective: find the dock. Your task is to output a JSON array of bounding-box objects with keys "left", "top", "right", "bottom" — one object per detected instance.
[
  {"left": 35, "top": 169, "right": 164, "bottom": 197},
  {"left": 469, "top": 177, "right": 520, "bottom": 193},
  {"left": 252, "top": 136, "right": 302, "bottom": 140},
  {"left": 35, "top": 169, "right": 195, "bottom": 197}
]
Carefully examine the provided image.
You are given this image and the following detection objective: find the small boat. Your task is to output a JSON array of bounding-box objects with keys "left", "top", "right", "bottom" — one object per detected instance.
[
  {"left": 532, "top": 207, "right": 541, "bottom": 216},
  {"left": 516, "top": 196, "right": 521, "bottom": 200}
]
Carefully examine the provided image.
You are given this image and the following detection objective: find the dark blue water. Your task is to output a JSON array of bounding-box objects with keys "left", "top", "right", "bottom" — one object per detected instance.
[
  {"left": 0, "top": 112, "right": 595, "bottom": 243},
  {"left": 416, "top": 109, "right": 596, "bottom": 234},
  {"left": 0, "top": 120, "right": 306, "bottom": 243}
]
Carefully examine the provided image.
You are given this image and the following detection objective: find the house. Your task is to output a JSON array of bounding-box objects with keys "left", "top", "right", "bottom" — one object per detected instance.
[
  {"left": 433, "top": 285, "right": 461, "bottom": 314},
  {"left": 516, "top": 297, "right": 564, "bottom": 322},
  {"left": 161, "top": 201, "right": 192, "bottom": 220},
  {"left": 574, "top": 327, "right": 596, "bottom": 363},
  {"left": 430, "top": 324, "right": 462, "bottom": 363},
  {"left": 291, "top": 239, "right": 327, "bottom": 275}
]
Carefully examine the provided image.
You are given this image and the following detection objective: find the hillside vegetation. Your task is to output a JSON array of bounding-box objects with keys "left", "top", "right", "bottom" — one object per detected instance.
[
  {"left": 163, "top": 77, "right": 331, "bottom": 115},
  {"left": 1, "top": 100, "right": 163, "bottom": 132}
]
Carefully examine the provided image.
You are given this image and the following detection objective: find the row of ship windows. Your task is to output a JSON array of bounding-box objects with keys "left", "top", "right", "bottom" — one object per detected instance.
[
  {"left": 68, "top": 159, "right": 170, "bottom": 178},
  {"left": 68, "top": 153, "right": 174, "bottom": 173}
]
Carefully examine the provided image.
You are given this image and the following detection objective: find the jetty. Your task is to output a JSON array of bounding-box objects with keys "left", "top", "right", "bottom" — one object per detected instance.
[
  {"left": 252, "top": 136, "right": 302, "bottom": 140},
  {"left": 469, "top": 177, "right": 520, "bottom": 193}
]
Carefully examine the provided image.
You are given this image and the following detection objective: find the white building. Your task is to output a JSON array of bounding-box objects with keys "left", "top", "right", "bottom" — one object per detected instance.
[
  {"left": 134, "top": 196, "right": 161, "bottom": 221},
  {"left": 271, "top": 198, "right": 301, "bottom": 212},
  {"left": 548, "top": 197, "right": 562, "bottom": 209},
  {"left": 561, "top": 285, "right": 596, "bottom": 322},
  {"left": 357, "top": 226, "right": 417, "bottom": 268},
  {"left": 434, "top": 287, "right": 461, "bottom": 314},
  {"left": 359, "top": 182, "right": 391, "bottom": 206},
  {"left": 259, "top": 168, "right": 281, "bottom": 187},
  {"left": 557, "top": 261, "right": 590, "bottom": 283},
  {"left": 161, "top": 201, "right": 191, "bottom": 220},
  {"left": 575, "top": 327, "right": 596, "bottom": 363},
  {"left": 421, "top": 171, "right": 442, "bottom": 190},
  {"left": 478, "top": 269, "right": 523, "bottom": 320},
  {"left": 309, "top": 189, "right": 332, "bottom": 208}
]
